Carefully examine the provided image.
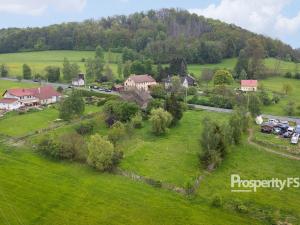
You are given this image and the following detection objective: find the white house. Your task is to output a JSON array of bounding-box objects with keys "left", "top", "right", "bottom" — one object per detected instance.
[
  {"left": 124, "top": 75, "right": 157, "bottom": 92},
  {"left": 0, "top": 86, "right": 61, "bottom": 111},
  {"left": 72, "top": 73, "right": 85, "bottom": 86},
  {"left": 0, "top": 98, "right": 21, "bottom": 110},
  {"left": 240, "top": 80, "right": 258, "bottom": 92}
]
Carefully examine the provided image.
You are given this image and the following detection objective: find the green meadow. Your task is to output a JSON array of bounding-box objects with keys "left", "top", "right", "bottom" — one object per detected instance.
[
  {"left": 188, "top": 58, "right": 300, "bottom": 77},
  {"left": 260, "top": 76, "right": 300, "bottom": 116},
  {"left": 0, "top": 51, "right": 299, "bottom": 79},
  {"left": 0, "top": 50, "right": 120, "bottom": 77}
]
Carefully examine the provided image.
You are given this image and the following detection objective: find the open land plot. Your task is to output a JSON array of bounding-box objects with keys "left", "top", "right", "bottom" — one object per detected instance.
[
  {"left": 197, "top": 141, "right": 300, "bottom": 223},
  {"left": 0, "top": 50, "right": 121, "bottom": 78},
  {"left": 260, "top": 77, "right": 300, "bottom": 116},
  {"left": 120, "top": 110, "right": 229, "bottom": 186},
  {"left": 188, "top": 58, "right": 299, "bottom": 78},
  {"left": 0, "top": 144, "right": 261, "bottom": 225}
]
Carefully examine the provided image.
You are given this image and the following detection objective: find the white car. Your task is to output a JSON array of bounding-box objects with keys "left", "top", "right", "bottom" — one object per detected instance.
[
  {"left": 288, "top": 126, "right": 295, "bottom": 133},
  {"left": 268, "top": 119, "right": 279, "bottom": 125},
  {"left": 291, "top": 133, "right": 299, "bottom": 144}
]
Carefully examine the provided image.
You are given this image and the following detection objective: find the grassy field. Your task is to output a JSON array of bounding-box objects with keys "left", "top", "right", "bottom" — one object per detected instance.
[
  {"left": 188, "top": 58, "right": 300, "bottom": 77},
  {"left": 0, "top": 50, "right": 120, "bottom": 77},
  {"left": 0, "top": 144, "right": 261, "bottom": 225},
  {"left": 260, "top": 76, "right": 300, "bottom": 115},
  {"left": 197, "top": 140, "right": 300, "bottom": 223},
  {"left": 0, "top": 80, "right": 38, "bottom": 94},
  {"left": 121, "top": 110, "right": 228, "bottom": 186},
  {"left": 1, "top": 51, "right": 299, "bottom": 80},
  {"left": 0, "top": 108, "right": 59, "bottom": 137},
  {"left": 0, "top": 106, "right": 299, "bottom": 224}
]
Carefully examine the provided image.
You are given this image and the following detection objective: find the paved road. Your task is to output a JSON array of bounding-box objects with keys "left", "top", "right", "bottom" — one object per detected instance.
[
  {"left": 189, "top": 104, "right": 300, "bottom": 124},
  {"left": 0, "top": 77, "right": 120, "bottom": 96}
]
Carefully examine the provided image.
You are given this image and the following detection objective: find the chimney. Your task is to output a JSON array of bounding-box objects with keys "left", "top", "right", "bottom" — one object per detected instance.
[{"left": 38, "top": 87, "right": 41, "bottom": 94}]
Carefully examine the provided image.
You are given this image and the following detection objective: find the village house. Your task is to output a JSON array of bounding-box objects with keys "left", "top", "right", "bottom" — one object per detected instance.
[
  {"left": 240, "top": 80, "right": 258, "bottom": 92},
  {"left": 0, "top": 86, "right": 61, "bottom": 110},
  {"left": 163, "top": 74, "right": 197, "bottom": 89},
  {"left": 72, "top": 73, "right": 85, "bottom": 87},
  {"left": 124, "top": 75, "right": 157, "bottom": 92}
]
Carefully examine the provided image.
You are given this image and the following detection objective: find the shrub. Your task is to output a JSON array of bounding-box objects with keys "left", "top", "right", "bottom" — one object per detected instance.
[
  {"left": 211, "top": 195, "right": 223, "bottom": 208},
  {"left": 108, "top": 121, "right": 126, "bottom": 145},
  {"left": 284, "top": 72, "right": 292, "bottom": 78},
  {"left": 75, "top": 121, "right": 95, "bottom": 135},
  {"left": 87, "top": 134, "right": 120, "bottom": 171},
  {"left": 295, "top": 72, "right": 300, "bottom": 79},
  {"left": 37, "top": 133, "right": 87, "bottom": 161},
  {"left": 149, "top": 108, "right": 173, "bottom": 135},
  {"left": 187, "top": 86, "right": 197, "bottom": 95},
  {"left": 213, "top": 70, "right": 233, "bottom": 85},
  {"left": 131, "top": 113, "right": 143, "bottom": 129}
]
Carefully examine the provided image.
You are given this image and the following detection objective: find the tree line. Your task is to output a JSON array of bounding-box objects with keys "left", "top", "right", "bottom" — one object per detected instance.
[{"left": 0, "top": 9, "right": 299, "bottom": 64}]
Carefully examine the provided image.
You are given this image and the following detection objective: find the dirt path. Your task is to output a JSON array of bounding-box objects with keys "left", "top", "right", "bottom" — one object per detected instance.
[{"left": 248, "top": 128, "right": 300, "bottom": 161}]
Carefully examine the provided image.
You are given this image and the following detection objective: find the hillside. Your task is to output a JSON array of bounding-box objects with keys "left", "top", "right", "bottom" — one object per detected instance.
[
  {"left": 0, "top": 50, "right": 298, "bottom": 78},
  {"left": 0, "top": 9, "right": 299, "bottom": 64}
]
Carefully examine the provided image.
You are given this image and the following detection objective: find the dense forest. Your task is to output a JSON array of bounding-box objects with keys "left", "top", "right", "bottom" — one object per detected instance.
[{"left": 0, "top": 8, "right": 299, "bottom": 64}]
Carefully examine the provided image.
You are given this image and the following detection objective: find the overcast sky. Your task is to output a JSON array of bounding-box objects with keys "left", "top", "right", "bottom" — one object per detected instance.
[{"left": 0, "top": 0, "right": 299, "bottom": 48}]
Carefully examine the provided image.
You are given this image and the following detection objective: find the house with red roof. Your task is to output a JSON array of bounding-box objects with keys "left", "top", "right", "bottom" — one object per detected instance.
[
  {"left": 124, "top": 75, "right": 157, "bottom": 92},
  {"left": 0, "top": 86, "right": 61, "bottom": 110},
  {"left": 240, "top": 80, "right": 258, "bottom": 92}
]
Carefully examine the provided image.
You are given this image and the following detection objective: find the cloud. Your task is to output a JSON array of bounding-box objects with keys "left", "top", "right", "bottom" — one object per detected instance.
[
  {"left": 189, "top": 0, "right": 300, "bottom": 47},
  {"left": 0, "top": 0, "right": 87, "bottom": 16}
]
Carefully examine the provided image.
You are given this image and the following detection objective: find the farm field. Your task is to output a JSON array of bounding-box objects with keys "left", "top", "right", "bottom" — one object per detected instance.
[{"left": 0, "top": 50, "right": 120, "bottom": 77}]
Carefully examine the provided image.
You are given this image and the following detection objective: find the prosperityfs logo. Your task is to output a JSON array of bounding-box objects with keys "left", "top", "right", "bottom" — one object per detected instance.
[{"left": 231, "top": 174, "right": 300, "bottom": 192}]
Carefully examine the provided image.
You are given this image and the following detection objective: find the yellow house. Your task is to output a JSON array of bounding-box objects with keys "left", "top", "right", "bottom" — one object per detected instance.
[{"left": 124, "top": 75, "right": 157, "bottom": 92}]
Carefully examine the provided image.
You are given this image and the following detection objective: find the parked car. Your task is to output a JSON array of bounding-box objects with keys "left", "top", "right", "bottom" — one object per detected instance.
[
  {"left": 291, "top": 133, "right": 300, "bottom": 144},
  {"left": 105, "top": 89, "right": 112, "bottom": 93},
  {"left": 295, "top": 125, "right": 300, "bottom": 134},
  {"left": 268, "top": 119, "right": 279, "bottom": 125},
  {"left": 283, "top": 131, "right": 293, "bottom": 138},
  {"left": 288, "top": 126, "right": 295, "bottom": 133},
  {"left": 273, "top": 127, "right": 285, "bottom": 135},
  {"left": 261, "top": 123, "right": 274, "bottom": 133},
  {"left": 280, "top": 120, "right": 289, "bottom": 126},
  {"left": 276, "top": 124, "right": 289, "bottom": 132}
]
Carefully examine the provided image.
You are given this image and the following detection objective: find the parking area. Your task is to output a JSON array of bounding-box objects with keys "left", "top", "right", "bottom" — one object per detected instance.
[{"left": 260, "top": 118, "right": 300, "bottom": 145}]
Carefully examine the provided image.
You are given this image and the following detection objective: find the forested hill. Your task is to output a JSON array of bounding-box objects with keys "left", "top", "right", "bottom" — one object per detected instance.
[{"left": 0, "top": 8, "right": 299, "bottom": 64}]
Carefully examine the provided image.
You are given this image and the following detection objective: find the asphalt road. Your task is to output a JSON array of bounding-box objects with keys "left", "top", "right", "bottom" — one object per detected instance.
[
  {"left": 0, "top": 77, "right": 120, "bottom": 96},
  {"left": 189, "top": 104, "right": 300, "bottom": 124}
]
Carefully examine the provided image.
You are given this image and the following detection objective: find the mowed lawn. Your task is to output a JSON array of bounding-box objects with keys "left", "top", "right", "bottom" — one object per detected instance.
[
  {"left": 0, "top": 145, "right": 261, "bottom": 225},
  {"left": 121, "top": 110, "right": 229, "bottom": 186},
  {"left": 0, "top": 50, "right": 121, "bottom": 77},
  {"left": 260, "top": 76, "right": 300, "bottom": 115}
]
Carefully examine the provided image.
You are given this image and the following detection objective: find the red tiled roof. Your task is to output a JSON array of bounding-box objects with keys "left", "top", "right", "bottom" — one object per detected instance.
[
  {"left": 241, "top": 80, "right": 258, "bottom": 87},
  {"left": 129, "top": 75, "right": 156, "bottom": 83},
  {"left": 7, "top": 88, "right": 33, "bottom": 97},
  {"left": 0, "top": 98, "right": 18, "bottom": 104},
  {"left": 6, "top": 86, "right": 61, "bottom": 100},
  {"left": 29, "top": 86, "right": 61, "bottom": 100}
]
